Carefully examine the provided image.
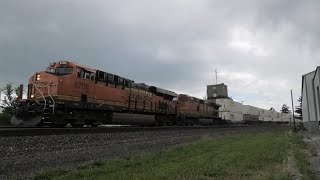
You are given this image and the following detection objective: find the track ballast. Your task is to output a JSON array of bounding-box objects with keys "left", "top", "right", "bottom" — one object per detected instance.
[{"left": 0, "top": 125, "right": 258, "bottom": 137}]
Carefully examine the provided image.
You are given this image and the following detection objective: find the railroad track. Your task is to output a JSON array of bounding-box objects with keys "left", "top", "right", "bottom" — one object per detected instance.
[{"left": 0, "top": 125, "right": 257, "bottom": 137}]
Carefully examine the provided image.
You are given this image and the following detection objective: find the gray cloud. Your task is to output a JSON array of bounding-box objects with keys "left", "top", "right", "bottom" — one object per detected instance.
[{"left": 1, "top": 0, "right": 319, "bottom": 110}]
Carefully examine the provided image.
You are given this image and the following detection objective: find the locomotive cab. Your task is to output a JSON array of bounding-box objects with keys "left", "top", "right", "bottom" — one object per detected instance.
[{"left": 46, "top": 61, "right": 74, "bottom": 76}]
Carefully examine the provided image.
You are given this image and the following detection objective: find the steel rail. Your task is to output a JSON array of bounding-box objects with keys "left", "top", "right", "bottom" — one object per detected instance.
[{"left": 0, "top": 125, "right": 263, "bottom": 137}]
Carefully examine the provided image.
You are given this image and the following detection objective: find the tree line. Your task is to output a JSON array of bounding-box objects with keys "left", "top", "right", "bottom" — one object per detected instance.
[
  {"left": 279, "top": 96, "right": 302, "bottom": 119},
  {"left": 0, "top": 83, "right": 21, "bottom": 125}
]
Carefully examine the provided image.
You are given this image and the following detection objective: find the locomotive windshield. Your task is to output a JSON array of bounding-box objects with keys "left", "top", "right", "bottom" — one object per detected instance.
[
  {"left": 46, "top": 67, "right": 73, "bottom": 76},
  {"left": 55, "top": 67, "right": 74, "bottom": 75}
]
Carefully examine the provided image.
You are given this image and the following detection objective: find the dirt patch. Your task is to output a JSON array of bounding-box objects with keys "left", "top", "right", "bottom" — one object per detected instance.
[
  {"left": 302, "top": 132, "right": 320, "bottom": 179},
  {"left": 287, "top": 150, "right": 303, "bottom": 180}
]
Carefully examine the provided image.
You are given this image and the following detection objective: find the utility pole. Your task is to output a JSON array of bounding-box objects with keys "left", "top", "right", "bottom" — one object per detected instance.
[
  {"left": 291, "top": 89, "right": 296, "bottom": 131},
  {"left": 215, "top": 69, "right": 218, "bottom": 85},
  {"left": 0, "top": 88, "right": 2, "bottom": 108}
]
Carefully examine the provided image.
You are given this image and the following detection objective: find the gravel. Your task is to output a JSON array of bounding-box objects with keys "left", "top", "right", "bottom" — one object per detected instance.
[{"left": 0, "top": 125, "right": 288, "bottom": 179}]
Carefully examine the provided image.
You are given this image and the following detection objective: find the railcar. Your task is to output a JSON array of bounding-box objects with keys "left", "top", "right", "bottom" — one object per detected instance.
[
  {"left": 175, "top": 94, "right": 222, "bottom": 125},
  {"left": 11, "top": 61, "right": 221, "bottom": 127},
  {"left": 214, "top": 98, "right": 291, "bottom": 125}
]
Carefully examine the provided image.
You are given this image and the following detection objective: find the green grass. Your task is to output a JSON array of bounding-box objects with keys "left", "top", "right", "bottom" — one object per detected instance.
[
  {"left": 291, "top": 134, "right": 315, "bottom": 180},
  {"left": 34, "top": 132, "right": 293, "bottom": 180}
]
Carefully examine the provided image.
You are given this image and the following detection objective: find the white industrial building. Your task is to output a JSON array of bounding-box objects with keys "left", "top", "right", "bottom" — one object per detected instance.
[
  {"left": 208, "top": 84, "right": 292, "bottom": 124},
  {"left": 302, "top": 67, "right": 320, "bottom": 133},
  {"left": 213, "top": 97, "right": 291, "bottom": 124}
]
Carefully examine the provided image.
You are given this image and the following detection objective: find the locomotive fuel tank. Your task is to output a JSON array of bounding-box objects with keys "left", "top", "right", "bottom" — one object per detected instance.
[
  {"left": 112, "top": 113, "right": 156, "bottom": 126},
  {"left": 198, "top": 118, "right": 214, "bottom": 125}
]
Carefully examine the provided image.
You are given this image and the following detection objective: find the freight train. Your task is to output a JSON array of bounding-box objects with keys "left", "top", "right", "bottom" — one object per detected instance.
[
  {"left": 213, "top": 98, "right": 292, "bottom": 124},
  {"left": 11, "top": 61, "right": 222, "bottom": 127}
]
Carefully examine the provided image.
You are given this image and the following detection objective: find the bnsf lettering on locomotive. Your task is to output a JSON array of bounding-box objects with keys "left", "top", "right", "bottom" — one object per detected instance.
[{"left": 74, "top": 82, "right": 89, "bottom": 91}]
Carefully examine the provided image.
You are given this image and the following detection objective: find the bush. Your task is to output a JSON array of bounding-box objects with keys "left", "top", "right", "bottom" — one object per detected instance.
[{"left": 0, "top": 112, "right": 11, "bottom": 125}]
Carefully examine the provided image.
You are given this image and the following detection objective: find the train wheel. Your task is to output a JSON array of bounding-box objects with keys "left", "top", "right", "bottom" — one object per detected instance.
[
  {"left": 177, "top": 121, "right": 184, "bottom": 126},
  {"left": 48, "top": 124, "right": 57, "bottom": 128},
  {"left": 49, "top": 124, "right": 66, "bottom": 128},
  {"left": 36, "top": 122, "right": 43, "bottom": 128},
  {"left": 71, "top": 124, "right": 84, "bottom": 128},
  {"left": 58, "top": 124, "right": 67, "bottom": 128}
]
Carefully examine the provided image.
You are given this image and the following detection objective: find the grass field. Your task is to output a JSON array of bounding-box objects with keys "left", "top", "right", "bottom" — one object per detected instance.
[
  {"left": 34, "top": 131, "right": 313, "bottom": 180},
  {"left": 291, "top": 134, "right": 315, "bottom": 180}
]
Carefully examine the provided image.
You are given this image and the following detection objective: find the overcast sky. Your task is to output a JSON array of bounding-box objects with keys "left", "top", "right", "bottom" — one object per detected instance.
[{"left": 0, "top": 0, "right": 319, "bottom": 111}]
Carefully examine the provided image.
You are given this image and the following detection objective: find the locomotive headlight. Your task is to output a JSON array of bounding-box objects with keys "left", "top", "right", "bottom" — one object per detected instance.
[
  {"left": 36, "top": 74, "right": 40, "bottom": 81},
  {"left": 30, "top": 94, "right": 34, "bottom": 98}
]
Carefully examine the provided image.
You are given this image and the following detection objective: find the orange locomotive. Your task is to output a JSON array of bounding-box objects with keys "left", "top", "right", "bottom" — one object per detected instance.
[
  {"left": 176, "top": 94, "right": 221, "bottom": 125},
  {"left": 12, "top": 61, "right": 221, "bottom": 127}
]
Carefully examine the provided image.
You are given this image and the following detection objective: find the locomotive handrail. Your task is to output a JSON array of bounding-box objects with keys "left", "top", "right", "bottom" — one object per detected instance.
[
  {"left": 33, "top": 83, "right": 46, "bottom": 110},
  {"left": 34, "top": 99, "right": 40, "bottom": 105},
  {"left": 34, "top": 82, "right": 56, "bottom": 114},
  {"left": 47, "top": 85, "right": 55, "bottom": 114}
]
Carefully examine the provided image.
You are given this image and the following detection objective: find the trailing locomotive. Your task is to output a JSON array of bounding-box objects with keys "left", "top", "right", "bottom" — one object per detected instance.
[{"left": 11, "top": 61, "right": 222, "bottom": 127}]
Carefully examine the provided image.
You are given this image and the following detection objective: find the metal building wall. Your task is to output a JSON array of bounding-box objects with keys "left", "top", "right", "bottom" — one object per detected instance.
[
  {"left": 207, "top": 83, "right": 228, "bottom": 99},
  {"left": 313, "top": 68, "right": 320, "bottom": 131},
  {"left": 243, "top": 105, "right": 260, "bottom": 116},
  {"left": 302, "top": 77, "right": 309, "bottom": 123},
  {"left": 281, "top": 113, "right": 291, "bottom": 123},
  {"left": 302, "top": 70, "right": 319, "bottom": 133}
]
